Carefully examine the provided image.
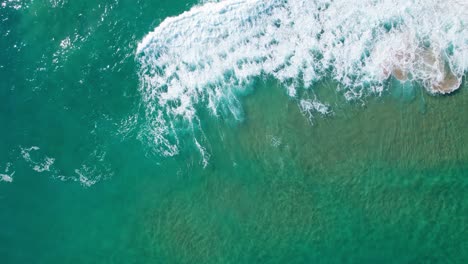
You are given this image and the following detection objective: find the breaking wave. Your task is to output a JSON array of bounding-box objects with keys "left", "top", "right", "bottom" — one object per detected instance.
[{"left": 136, "top": 0, "right": 467, "bottom": 163}]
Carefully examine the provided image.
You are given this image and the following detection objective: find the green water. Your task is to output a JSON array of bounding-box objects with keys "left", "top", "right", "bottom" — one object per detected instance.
[{"left": 1, "top": 1, "right": 467, "bottom": 263}]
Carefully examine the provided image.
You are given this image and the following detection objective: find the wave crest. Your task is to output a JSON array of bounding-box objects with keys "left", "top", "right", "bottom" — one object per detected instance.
[{"left": 136, "top": 0, "right": 467, "bottom": 161}]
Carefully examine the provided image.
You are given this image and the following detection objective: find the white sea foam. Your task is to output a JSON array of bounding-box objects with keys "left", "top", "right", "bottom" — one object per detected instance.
[
  {"left": 33, "top": 157, "right": 55, "bottom": 173},
  {"left": 0, "top": 163, "right": 14, "bottom": 183},
  {"left": 299, "top": 98, "right": 331, "bottom": 122},
  {"left": 0, "top": 0, "right": 33, "bottom": 10},
  {"left": 136, "top": 0, "right": 467, "bottom": 161},
  {"left": 1, "top": 0, "right": 66, "bottom": 10},
  {"left": 21, "top": 146, "right": 55, "bottom": 172},
  {"left": 18, "top": 145, "right": 111, "bottom": 187},
  {"left": 72, "top": 148, "right": 113, "bottom": 187},
  {"left": 0, "top": 173, "right": 13, "bottom": 182},
  {"left": 267, "top": 135, "right": 282, "bottom": 147}
]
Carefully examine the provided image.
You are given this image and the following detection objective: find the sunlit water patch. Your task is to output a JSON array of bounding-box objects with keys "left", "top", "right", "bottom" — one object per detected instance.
[{"left": 136, "top": 0, "right": 468, "bottom": 162}]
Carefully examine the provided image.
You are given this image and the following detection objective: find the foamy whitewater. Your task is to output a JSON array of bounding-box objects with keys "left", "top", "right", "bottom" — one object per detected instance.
[{"left": 136, "top": 0, "right": 467, "bottom": 161}]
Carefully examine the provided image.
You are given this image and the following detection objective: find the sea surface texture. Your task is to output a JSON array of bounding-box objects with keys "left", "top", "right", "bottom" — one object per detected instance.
[{"left": 1, "top": 0, "right": 467, "bottom": 263}]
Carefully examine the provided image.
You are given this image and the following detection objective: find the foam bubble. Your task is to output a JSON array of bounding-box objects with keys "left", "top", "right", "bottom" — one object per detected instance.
[{"left": 136, "top": 0, "right": 467, "bottom": 161}]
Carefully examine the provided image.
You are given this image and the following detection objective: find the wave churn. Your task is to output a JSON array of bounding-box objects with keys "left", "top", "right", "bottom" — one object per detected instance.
[{"left": 136, "top": 0, "right": 468, "bottom": 163}]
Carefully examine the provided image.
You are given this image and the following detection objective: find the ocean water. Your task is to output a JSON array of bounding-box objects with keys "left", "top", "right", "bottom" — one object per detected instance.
[{"left": 1, "top": 0, "right": 467, "bottom": 263}]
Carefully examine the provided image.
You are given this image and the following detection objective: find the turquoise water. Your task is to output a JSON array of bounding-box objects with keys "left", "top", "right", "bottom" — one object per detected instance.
[{"left": 1, "top": 1, "right": 468, "bottom": 263}]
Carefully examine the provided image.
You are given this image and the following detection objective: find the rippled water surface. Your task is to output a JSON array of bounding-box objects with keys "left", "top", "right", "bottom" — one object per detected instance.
[{"left": 1, "top": 1, "right": 467, "bottom": 263}]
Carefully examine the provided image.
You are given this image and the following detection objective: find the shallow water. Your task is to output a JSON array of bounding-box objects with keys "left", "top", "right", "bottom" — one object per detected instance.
[{"left": 1, "top": 1, "right": 467, "bottom": 263}]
